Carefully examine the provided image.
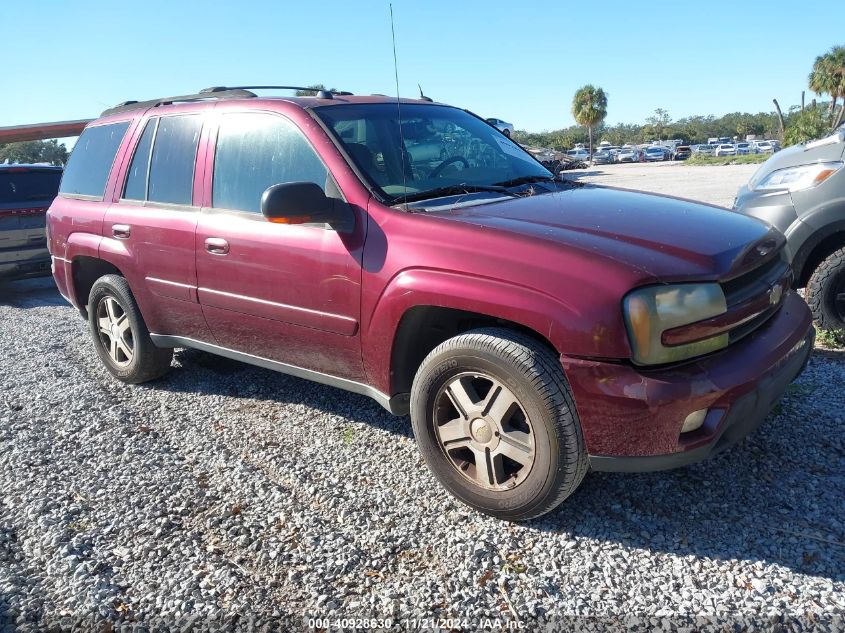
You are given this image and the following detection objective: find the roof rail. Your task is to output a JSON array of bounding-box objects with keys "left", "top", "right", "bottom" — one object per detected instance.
[
  {"left": 100, "top": 88, "right": 257, "bottom": 117},
  {"left": 201, "top": 86, "right": 353, "bottom": 99}
]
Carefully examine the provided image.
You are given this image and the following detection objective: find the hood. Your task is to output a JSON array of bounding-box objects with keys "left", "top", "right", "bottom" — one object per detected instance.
[
  {"left": 427, "top": 185, "right": 783, "bottom": 282},
  {"left": 745, "top": 130, "right": 845, "bottom": 191}
]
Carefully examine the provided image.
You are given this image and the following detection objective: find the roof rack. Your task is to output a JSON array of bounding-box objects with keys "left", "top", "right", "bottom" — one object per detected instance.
[
  {"left": 101, "top": 85, "right": 354, "bottom": 117},
  {"left": 101, "top": 88, "right": 256, "bottom": 116},
  {"left": 202, "top": 86, "right": 353, "bottom": 99}
]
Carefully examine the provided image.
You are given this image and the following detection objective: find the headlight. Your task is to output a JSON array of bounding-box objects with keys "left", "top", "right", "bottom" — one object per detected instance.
[
  {"left": 753, "top": 161, "right": 842, "bottom": 193},
  {"left": 623, "top": 283, "right": 728, "bottom": 365}
]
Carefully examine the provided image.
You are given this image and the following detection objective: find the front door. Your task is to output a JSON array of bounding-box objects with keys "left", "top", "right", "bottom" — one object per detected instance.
[{"left": 195, "top": 110, "right": 366, "bottom": 382}]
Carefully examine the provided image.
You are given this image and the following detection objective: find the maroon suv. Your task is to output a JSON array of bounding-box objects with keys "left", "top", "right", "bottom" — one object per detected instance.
[{"left": 47, "top": 86, "right": 814, "bottom": 520}]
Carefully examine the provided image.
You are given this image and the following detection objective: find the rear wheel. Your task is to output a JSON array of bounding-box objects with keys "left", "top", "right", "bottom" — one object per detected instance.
[
  {"left": 88, "top": 275, "right": 173, "bottom": 383},
  {"left": 806, "top": 247, "right": 845, "bottom": 330},
  {"left": 410, "top": 328, "right": 588, "bottom": 521}
]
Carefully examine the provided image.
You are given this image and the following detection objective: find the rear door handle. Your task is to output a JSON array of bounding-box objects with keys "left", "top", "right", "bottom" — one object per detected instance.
[
  {"left": 112, "top": 224, "right": 131, "bottom": 239},
  {"left": 205, "top": 237, "right": 230, "bottom": 255}
]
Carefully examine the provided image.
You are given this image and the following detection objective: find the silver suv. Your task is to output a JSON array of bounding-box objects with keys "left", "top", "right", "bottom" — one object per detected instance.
[{"left": 734, "top": 128, "right": 845, "bottom": 330}]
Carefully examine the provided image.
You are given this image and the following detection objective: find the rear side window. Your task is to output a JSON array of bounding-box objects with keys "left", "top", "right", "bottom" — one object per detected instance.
[
  {"left": 212, "top": 112, "right": 327, "bottom": 213},
  {"left": 147, "top": 115, "right": 202, "bottom": 205},
  {"left": 60, "top": 122, "right": 130, "bottom": 198},
  {"left": 0, "top": 170, "right": 62, "bottom": 203}
]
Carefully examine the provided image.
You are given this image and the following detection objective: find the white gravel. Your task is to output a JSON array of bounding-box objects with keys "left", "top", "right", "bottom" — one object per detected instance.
[{"left": 2, "top": 164, "right": 845, "bottom": 632}]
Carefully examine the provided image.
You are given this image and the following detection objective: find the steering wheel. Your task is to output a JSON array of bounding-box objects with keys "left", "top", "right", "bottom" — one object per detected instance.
[{"left": 430, "top": 156, "right": 469, "bottom": 178}]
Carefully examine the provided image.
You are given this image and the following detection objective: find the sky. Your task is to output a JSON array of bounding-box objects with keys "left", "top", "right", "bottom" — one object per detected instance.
[{"left": 1, "top": 0, "right": 840, "bottom": 143}]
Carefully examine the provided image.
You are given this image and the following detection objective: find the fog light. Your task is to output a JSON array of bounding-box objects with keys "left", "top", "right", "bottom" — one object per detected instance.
[{"left": 681, "top": 409, "right": 707, "bottom": 433}]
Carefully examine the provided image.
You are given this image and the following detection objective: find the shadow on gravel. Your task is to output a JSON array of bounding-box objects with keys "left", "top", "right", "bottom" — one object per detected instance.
[
  {"left": 0, "top": 277, "right": 65, "bottom": 309},
  {"left": 532, "top": 407, "right": 845, "bottom": 583},
  {"left": 145, "top": 347, "right": 844, "bottom": 582},
  {"left": 148, "top": 348, "right": 412, "bottom": 438}
]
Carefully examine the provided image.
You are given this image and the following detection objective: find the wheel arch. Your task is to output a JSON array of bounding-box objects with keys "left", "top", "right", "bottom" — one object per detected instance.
[
  {"left": 389, "top": 305, "right": 559, "bottom": 400},
  {"left": 70, "top": 256, "right": 124, "bottom": 319},
  {"left": 363, "top": 268, "right": 611, "bottom": 402},
  {"left": 793, "top": 222, "right": 845, "bottom": 288}
]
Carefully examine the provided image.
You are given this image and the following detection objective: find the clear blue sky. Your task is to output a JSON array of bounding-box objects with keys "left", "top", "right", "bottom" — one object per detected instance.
[{"left": 2, "top": 0, "right": 840, "bottom": 137}]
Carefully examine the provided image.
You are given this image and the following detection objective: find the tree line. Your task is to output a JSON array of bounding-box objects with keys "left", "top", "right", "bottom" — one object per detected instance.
[
  {"left": 513, "top": 106, "right": 830, "bottom": 153},
  {"left": 530, "top": 44, "right": 845, "bottom": 155}
]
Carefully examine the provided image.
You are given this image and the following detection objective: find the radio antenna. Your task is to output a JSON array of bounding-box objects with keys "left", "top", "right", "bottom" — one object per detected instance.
[{"left": 389, "top": 3, "right": 407, "bottom": 197}]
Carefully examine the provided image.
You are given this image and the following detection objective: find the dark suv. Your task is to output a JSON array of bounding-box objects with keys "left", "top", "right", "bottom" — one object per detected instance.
[
  {"left": 0, "top": 164, "right": 62, "bottom": 281},
  {"left": 47, "top": 86, "right": 814, "bottom": 520}
]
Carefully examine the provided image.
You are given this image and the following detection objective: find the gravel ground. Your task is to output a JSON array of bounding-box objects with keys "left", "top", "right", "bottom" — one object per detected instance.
[{"left": 1, "top": 164, "right": 844, "bottom": 631}]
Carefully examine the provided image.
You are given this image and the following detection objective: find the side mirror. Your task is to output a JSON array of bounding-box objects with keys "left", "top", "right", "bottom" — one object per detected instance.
[{"left": 260, "top": 182, "right": 353, "bottom": 231}]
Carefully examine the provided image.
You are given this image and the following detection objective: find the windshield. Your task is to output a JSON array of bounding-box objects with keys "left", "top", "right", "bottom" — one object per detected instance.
[{"left": 315, "top": 103, "right": 551, "bottom": 202}]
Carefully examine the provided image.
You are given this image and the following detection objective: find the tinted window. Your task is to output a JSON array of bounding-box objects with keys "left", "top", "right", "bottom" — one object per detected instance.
[
  {"left": 213, "top": 112, "right": 328, "bottom": 213},
  {"left": 123, "top": 118, "right": 157, "bottom": 201},
  {"left": 148, "top": 115, "right": 202, "bottom": 205},
  {"left": 59, "top": 122, "right": 129, "bottom": 197},
  {"left": 0, "top": 170, "right": 62, "bottom": 204}
]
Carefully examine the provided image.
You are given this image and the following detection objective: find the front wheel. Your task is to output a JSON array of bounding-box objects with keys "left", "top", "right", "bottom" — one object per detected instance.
[
  {"left": 805, "top": 247, "right": 845, "bottom": 330},
  {"left": 88, "top": 275, "right": 173, "bottom": 383},
  {"left": 410, "top": 328, "right": 588, "bottom": 521}
]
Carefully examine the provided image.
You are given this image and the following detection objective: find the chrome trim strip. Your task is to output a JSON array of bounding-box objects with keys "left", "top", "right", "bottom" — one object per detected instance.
[
  {"left": 197, "top": 286, "right": 359, "bottom": 335},
  {"left": 145, "top": 276, "right": 195, "bottom": 290},
  {"left": 149, "top": 334, "right": 407, "bottom": 415}
]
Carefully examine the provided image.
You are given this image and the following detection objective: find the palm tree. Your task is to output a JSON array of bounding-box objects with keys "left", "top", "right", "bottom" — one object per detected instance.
[
  {"left": 571, "top": 85, "right": 608, "bottom": 161},
  {"left": 808, "top": 46, "right": 845, "bottom": 129}
]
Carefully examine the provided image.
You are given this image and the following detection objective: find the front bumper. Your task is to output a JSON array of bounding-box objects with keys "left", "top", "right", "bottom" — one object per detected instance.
[{"left": 561, "top": 291, "right": 814, "bottom": 471}]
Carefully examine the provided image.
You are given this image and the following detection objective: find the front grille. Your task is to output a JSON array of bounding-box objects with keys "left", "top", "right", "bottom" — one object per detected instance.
[{"left": 720, "top": 251, "right": 792, "bottom": 344}]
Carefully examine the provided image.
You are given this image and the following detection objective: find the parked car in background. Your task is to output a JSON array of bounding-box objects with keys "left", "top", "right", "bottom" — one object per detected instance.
[
  {"left": 714, "top": 144, "right": 737, "bottom": 157},
  {"left": 734, "top": 127, "right": 845, "bottom": 330},
  {"left": 753, "top": 140, "right": 774, "bottom": 154},
  {"left": 770, "top": 140, "right": 782, "bottom": 152},
  {"left": 565, "top": 147, "right": 590, "bottom": 162},
  {"left": 592, "top": 149, "right": 614, "bottom": 165},
  {"left": 673, "top": 145, "right": 691, "bottom": 160},
  {"left": 0, "top": 164, "right": 62, "bottom": 282},
  {"left": 44, "top": 85, "right": 814, "bottom": 520},
  {"left": 643, "top": 146, "right": 668, "bottom": 162},
  {"left": 616, "top": 147, "right": 640, "bottom": 163},
  {"left": 693, "top": 144, "right": 715, "bottom": 156},
  {"left": 486, "top": 118, "right": 514, "bottom": 137},
  {"left": 735, "top": 142, "right": 752, "bottom": 156}
]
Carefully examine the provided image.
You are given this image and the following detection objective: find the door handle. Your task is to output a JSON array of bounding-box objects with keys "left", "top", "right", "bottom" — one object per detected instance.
[
  {"left": 205, "top": 237, "right": 230, "bottom": 255},
  {"left": 112, "top": 224, "right": 131, "bottom": 239}
]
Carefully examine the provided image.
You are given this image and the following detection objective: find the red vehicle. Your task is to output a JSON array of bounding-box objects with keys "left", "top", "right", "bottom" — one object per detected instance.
[{"left": 47, "top": 86, "right": 814, "bottom": 520}]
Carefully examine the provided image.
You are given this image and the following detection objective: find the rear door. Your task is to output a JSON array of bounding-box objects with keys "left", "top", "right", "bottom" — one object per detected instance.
[
  {"left": 102, "top": 108, "right": 212, "bottom": 340},
  {"left": 195, "top": 108, "right": 366, "bottom": 381},
  {"left": 0, "top": 168, "right": 61, "bottom": 277}
]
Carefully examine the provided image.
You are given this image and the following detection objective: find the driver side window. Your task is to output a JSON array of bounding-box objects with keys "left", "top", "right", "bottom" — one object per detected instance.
[{"left": 212, "top": 112, "right": 328, "bottom": 214}]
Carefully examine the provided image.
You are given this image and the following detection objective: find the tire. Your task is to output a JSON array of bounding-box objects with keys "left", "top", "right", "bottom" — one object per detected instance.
[
  {"left": 805, "top": 247, "right": 845, "bottom": 330},
  {"left": 410, "top": 328, "right": 588, "bottom": 521},
  {"left": 87, "top": 274, "right": 173, "bottom": 384}
]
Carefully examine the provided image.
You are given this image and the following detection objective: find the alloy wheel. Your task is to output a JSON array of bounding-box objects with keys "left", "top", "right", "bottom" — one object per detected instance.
[
  {"left": 95, "top": 296, "right": 134, "bottom": 367},
  {"left": 433, "top": 373, "right": 535, "bottom": 491}
]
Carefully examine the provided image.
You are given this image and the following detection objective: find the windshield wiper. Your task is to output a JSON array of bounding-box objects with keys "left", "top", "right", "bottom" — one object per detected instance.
[
  {"left": 493, "top": 174, "right": 557, "bottom": 188},
  {"left": 392, "top": 183, "right": 518, "bottom": 205}
]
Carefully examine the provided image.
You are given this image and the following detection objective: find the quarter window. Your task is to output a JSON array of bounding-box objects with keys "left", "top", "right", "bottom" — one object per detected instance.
[
  {"left": 59, "top": 122, "right": 130, "bottom": 198},
  {"left": 212, "top": 112, "right": 328, "bottom": 213}
]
